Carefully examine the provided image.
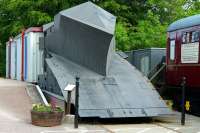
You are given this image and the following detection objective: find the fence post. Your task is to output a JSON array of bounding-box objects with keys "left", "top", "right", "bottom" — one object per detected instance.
[
  {"left": 74, "top": 76, "right": 80, "bottom": 128},
  {"left": 66, "top": 91, "right": 72, "bottom": 114},
  {"left": 181, "top": 77, "right": 186, "bottom": 125}
]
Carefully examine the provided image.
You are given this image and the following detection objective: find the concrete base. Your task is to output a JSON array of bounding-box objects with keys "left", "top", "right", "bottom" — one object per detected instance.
[{"left": 64, "top": 114, "right": 75, "bottom": 124}]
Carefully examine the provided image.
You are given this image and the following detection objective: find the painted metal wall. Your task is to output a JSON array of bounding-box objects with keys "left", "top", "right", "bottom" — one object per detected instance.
[
  {"left": 166, "top": 26, "right": 200, "bottom": 88},
  {"left": 6, "top": 42, "right": 9, "bottom": 78},
  {"left": 16, "top": 36, "right": 22, "bottom": 80},
  {"left": 23, "top": 34, "right": 28, "bottom": 81},
  {"left": 10, "top": 40, "right": 17, "bottom": 79},
  {"left": 126, "top": 48, "right": 166, "bottom": 77},
  {"left": 40, "top": 2, "right": 171, "bottom": 118},
  {"left": 6, "top": 28, "right": 44, "bottom": 83},
  {"left": 23, "top": 32, "right": 44, "bottom": 82}
]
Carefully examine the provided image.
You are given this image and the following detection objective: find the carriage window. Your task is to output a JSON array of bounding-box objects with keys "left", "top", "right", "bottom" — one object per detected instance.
[
  {"left": 186, "top": 32, "right": 190, "bottom": 43},
  {"left": 182, "top": 31, "right": 199, "bottom": 43},
  {"left": 170, "top": 40, "right": 175, "bottom": 61},
  {"left": 169, "top": 32, "right": 175, "bottom": 39},
  {"left": 182, "top": 33, "right": 186, "bottom": 43},
  {"left": 192, "top": 31, "right": 199, "bottom": 42}
]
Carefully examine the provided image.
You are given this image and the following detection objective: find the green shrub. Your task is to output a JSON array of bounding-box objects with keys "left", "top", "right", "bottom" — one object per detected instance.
[{"left": 32, "top": 104, "right": 64, "bottom": 113}]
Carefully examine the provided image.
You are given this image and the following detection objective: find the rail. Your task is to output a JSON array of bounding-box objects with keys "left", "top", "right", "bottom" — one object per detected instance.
[
  {"left": 35, "top": 85, "right": 48, "bottom": 106},
  {"left": 149, "top": 63, "right": 166, "bottom": 82}
]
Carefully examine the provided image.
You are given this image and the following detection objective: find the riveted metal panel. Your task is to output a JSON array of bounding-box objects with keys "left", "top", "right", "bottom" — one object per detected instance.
[{"left": 40, "top": 2, "right": 171, "bottom": 118}]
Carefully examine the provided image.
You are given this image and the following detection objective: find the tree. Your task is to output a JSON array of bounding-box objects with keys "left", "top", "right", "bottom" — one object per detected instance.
[
  {"left": 122, "top": 0, "right": 200, "bottom": 50},
  {"left": 0, "top": 0, "right": 73, "bottom": 76},
  {"left": 0, "top": 0, "right": 200, "bottom": 76}
]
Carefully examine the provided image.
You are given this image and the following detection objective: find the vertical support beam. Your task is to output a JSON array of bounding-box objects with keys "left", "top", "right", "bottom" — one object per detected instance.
[
  {"left": 74, "top": 76, "right": 80, "bottom": 128},
  {"left": 43, "top": 31, "right": 47, "bottom": 73},
  {"left": 21, "top": 30, "right": 25, "bottom": 81},
  {"left": 8, "top": 38, "right": 12, "bottom": 79},
  {"left": 181, "top": 77, "right": 186, "bottom": 125},
  {"left": 66, "top": 91, "right": 72, "bottom": 114}
]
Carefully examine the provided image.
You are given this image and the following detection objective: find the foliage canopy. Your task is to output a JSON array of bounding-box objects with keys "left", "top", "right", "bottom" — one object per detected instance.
[{"left": 0, "top": 0, "right": 200, "bottom": 76}]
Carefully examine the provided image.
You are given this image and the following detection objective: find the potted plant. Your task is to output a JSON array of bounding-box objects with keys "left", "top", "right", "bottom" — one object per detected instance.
[{"left": 31, "top": 98, "right": 64, "bottom": 127}]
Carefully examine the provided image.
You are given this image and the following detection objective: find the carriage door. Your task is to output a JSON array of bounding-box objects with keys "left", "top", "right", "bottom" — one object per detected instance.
[
  {"left": 167, "top": 32, "right": 178, "bottom": 84},
  {"left": 168, "top": 32, "right": 176, "bottom": 64}
]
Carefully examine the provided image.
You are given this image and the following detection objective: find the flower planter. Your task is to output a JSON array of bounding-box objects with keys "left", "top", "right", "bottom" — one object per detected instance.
[{"left": 31, "top": 110, "right": 64, "bottom": 127}]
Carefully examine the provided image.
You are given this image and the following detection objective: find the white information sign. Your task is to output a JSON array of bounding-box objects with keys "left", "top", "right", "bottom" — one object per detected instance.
[
  {"left": 64, "top": 84, "right": 75, "bottom": 91},
  {"left": 181, "top": 42, "right": 199, "bottom": 63}
]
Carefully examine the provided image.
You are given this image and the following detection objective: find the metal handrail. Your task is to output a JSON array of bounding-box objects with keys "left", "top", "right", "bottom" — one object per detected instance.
[{"left": 149, "top": 63, "right": 166, "bottom": 81}]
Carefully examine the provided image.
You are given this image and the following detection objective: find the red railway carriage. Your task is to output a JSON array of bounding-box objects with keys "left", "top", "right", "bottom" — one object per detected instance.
[{"left": 166, "top": 14, "right": 200, "bottom": 88}]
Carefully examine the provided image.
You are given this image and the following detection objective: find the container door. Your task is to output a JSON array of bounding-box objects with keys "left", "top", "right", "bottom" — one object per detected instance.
[
  {"left": 140, "top": 56, "right": 149, "bottom": 76},
  {"left": 16, "top": 38, "right": 22, "bottom": 80},
  {"left": 166, "top": 31, "right": 178, "bottom": 86},
  {"left": 36, "top": 33, "right": 44, "bottom": 82},
  {"left": 24, "top": 36, "right": 28, "bottom": 81},
  {"left": 15, "top": 41, "right": 17, "bottom": 79},
  {"left": 10, "top": 42, "right": 13, "bottom": 79},
  {"left": 11, "top": 41, "right": 16, "bottom": 79},
  {"left": 6, "top": 43, "right": 9, "bottom": 78},
  {"left": 31, "top": 32, "right": 44, "bottom": 83},
  {"left": 30, "top": 33, "right": 35, "bottom": 82},
  {"left": 8, "top": 43, "right": 11, "bottom": 78}
]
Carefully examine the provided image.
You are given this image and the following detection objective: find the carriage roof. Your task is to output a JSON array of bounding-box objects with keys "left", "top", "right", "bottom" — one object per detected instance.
[{"left": 167, "top": 14, "right": 200, "bottom": 32}]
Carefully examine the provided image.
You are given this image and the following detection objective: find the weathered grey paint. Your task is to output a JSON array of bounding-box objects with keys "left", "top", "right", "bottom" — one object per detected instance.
[
  {"left": 44, "top": 2, "right": 116, "bottom": 76},
  {"left": 126, "top": 48, "right": 166, "bottom": 77},
  {"left": 40, "top": 2, "right": 171, "bottom": 118}
]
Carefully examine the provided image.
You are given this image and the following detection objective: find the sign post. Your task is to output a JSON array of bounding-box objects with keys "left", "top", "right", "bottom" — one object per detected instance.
[
  {"left": 64, "top": 84, "right": 75, "bottom": 114},
  {"left": 74, "top": 77, "right": 80, "bottom": 128}
]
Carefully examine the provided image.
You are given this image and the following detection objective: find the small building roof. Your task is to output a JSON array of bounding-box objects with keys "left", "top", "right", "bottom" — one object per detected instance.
[
  {"left": 167, "top": 14, "right": 200, "bottom": 32},
  {"left": 43, "top": 22, "right": 54, "bottom": 32},
  {"left": 25, "top": 27, "right": 43, "bottom": 33}
]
